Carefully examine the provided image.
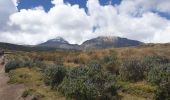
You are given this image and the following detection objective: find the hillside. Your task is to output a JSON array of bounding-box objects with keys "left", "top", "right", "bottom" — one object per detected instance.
[
  {"left": 2, "top": 44, "right": 170, "bottom": 100},
  {"left": 38, "top": 36, "right": 144, "bottom": 50},
  {"left": 0, "top": 42, "right": 79, "bottom": 52},
  {"left": 81, "top": 36, "right": 144, "bottom": 49}
]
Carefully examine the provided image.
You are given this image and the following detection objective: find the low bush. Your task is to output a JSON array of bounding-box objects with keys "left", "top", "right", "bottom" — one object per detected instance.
[
  {"left": 44, "top": 65, "right": 67, "bottom": 89},
  {"left": 5, "top": 60, "right": 23, "bottom": 72},
  {"left": 33, "top": 60, "right": 47, "bottom": 71},
  {"left": 119, "top": 58, "right": 144, "bottom": 82},
  {"left": 58, "top": 61, "right": 118, "bottom": 100},
  {"left": 5, "top": 59, "right": 48, "bottom": 73},
  {"left": 141, "top": 55, "right": 170, "bottom": 76},
  {"left": 155, "top": 82, "right": 170, "bottom": 100},
  {"left": 101, "top": 53, "right": 120, "bottom": 74},
  {"left": 147, "top": 64, "right": 170, "bottom": 85}
]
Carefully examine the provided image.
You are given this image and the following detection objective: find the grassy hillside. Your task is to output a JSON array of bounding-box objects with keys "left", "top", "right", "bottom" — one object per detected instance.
[{"left": 4, "top": 44, "right": 170, "bottom": 100}]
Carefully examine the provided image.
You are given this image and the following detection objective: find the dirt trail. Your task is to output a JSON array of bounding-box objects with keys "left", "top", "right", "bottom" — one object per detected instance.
[{"left": 0, "top": 55, "right": 25, "bottom": 100}]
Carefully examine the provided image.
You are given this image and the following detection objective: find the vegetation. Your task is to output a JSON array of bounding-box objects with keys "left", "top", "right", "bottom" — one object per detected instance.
[
  {"left": 4, "top": 44, "right": 170, "bottom": 100},
  {"left": 100, "top": 52, "right": 120, "bottom": 74},
  {"left": 147, "top": 64, "right": 170, "bottom": 85},
  {"left": 58, "top": 61, "right": 118, "bottom": 100},
  {"left": 5, "top": 60, "right": 23, "bottom": 72},
  {"left": 119, "top": 58, "right": 144, "bottom": 82},
  {"left": 141, "top": 55, "right": 170, "bottom": 77},
  {"left": 44, "top": 65, "right": 67, "bottom": 89},
  {"left": 155, "top": 82, "right": 170, "bottom": 100}
]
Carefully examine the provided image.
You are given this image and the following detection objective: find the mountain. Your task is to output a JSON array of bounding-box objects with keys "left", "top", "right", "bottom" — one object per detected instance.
[
  {"left": 38, "top": 37, "right": 80, "bottom": 50},
  {"left": 38, "top": 36, "right": 144, "bottom": 50},
  {"left": 81, "top": 36, "right": 144, "bottom": 49},
  {"left": 0, "top": 42, "right": 58, "bottom": 51},
  {"left": 0, "top": 36, "right": 143, "bottom": 52},
  {"left": 38, "top": 37, "right": 69, "bottom": 47}
]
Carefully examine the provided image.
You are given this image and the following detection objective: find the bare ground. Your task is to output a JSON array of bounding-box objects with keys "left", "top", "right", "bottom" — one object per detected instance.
[{"left": 0, "top": 56, "right": 25, "bottom": 100}]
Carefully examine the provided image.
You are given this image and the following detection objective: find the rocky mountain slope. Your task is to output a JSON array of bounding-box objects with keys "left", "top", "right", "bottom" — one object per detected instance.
[{"left": 38, "top": 36, "right": 144, "bottom": 49}]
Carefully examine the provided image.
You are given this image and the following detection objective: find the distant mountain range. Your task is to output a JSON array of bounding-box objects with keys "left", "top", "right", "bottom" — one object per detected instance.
[
  {"left": 0, "top": 36, "right": 144, "bottom": 51},
  {"left": 38, "top": 37, "right": 80, "bottom": 50},
  {"left": 38, "top": 36, "right": 144, "bottom": 50}
]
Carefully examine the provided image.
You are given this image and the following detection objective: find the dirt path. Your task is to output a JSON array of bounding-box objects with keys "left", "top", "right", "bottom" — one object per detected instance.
[{"left": 0, "top": 55, "right": 25, "bottom": 100}]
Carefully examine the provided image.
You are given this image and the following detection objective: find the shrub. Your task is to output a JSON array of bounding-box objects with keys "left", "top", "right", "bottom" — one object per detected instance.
[
  {"left": 142, "top": 55, "right": 170, "bottom": 76},
  {"left": 101, "top": 53, "right": 120, "bottom": 74},
  {"left": 5, "top": 60, "right": 23, "bottom": 72},
  {"left": 44, "top": 65, "right": 67, "bottom": 89},
  {"left": 147, "top": 64, "right": 170, "bottom": 85},
  {"left": 33, "top": 60, "right": 47, "bottom": 71},
  {"left": 23, "top": 60, "right": 34, "bottom": 68},
  {"left": 119, "top": 58, "right": 144, "bottom": 82},
  {"left": 155, "top": 82, "right": 170, "bottom": 100},
  {"left": 5, "top": 59, "right": 40, "bottom": 72},
  {"left": 58, "top": 61, "right": 118, "bottom": 100}
]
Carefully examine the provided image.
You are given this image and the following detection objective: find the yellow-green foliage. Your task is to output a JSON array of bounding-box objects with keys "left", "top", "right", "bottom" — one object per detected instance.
[
  {"left": 8, "top": 68, "right": 43, "bottom": 85},
  {"left": 8, "top": 67, "right": 65, "bottom": 100},
  {"left": 119, "top": 92, "right": 146, "bottom": 100},
  {"left": 118, "top": 81, "right": 156, "bottom": 98}
]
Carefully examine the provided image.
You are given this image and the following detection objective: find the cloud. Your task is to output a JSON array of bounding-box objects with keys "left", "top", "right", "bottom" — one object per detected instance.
[
  {"left": 1, "top": 0, "right": 170, "bottom": 45},
  {"left": 1, "top": 0, "right": 92, "bottom": 45},
  {"left": 11, "top": 0, "right": 18, "bottom": 6},
  {"left": 0, "top": 0, "right": 16, "bottom": 31},
  {"left": 87, "top": 0, "right": 170, "bottom": 42}
]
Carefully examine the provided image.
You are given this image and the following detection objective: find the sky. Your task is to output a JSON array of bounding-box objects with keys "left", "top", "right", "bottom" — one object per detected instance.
[{"left": 1, "top": 0, "right": 170, "bottom": 45}]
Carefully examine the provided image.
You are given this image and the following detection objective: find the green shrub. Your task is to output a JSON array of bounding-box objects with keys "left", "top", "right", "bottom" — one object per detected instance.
[
  {"left": 101, "top": 53, "right": 120, "bottom": 74},
  {"left": 147, "top": 64, "right": 170, "bottom": 85},
  {"left": 5, "top": 60, "right": 23, "bottom": 72},
  {"left": 44, "top": 65, "right": 67, "bottom": 89},
  {"left": 155, "top": 82, "right": 170, "bottom": 100},
  {"left": 23, "top": 60, "right": 34, "bottom": 68},
  {"left": 142, "top": 55, "right": 170, "bottom": 75},
  {"left": 119, "top": 58, "right": 144, "bottom": 82},
  {"left": 5, "top": 59, "right": 39, "bottom": 72},
  {"left": 33, "top": 60, "right": 47, "bottom": 71},
  {"left": 58, "top": 61, "right": 118, "bottom": 100}
]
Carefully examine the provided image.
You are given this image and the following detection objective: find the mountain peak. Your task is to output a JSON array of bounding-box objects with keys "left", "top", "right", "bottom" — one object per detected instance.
[
  {"left": 38, "top": 36, "right": 144, "bottom": 50},
  {"left": 82, "top": 36, "right": 143, "bottom": 49},
  {"left": 47, "top": 37, "right": 68, "bottom": 44},
  {"left": 95, "top": 36, "right": 118, "bottom": 42}
]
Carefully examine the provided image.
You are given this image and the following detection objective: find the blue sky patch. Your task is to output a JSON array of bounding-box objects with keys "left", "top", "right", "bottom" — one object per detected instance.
[
  {"left": 99, "top": 0, "right": 122, "bottom": 6},
  {"left": 17, "top": 0, "right": 54, "bottom": 12},
  {"left": 17, "top": 0, "right": 122, "bottom": 12}
]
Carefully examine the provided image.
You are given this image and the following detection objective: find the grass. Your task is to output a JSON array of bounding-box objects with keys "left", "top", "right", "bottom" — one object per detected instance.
[
  {"left": 118, "top": 81, "right": 156, "bottom": 99},
  {"left": 119, "top": 92, "right": 146, "bottom": 100},
  {"left": 8, "top": 67, "right": 65, "bottom": 100},
  {"left": 6, "top": 44, "right": 170, "bottom": 100},
  {"left": 63, "top": 62, "right": 79, "bottom": 67},
  {"left": 8, "top": 67, "right": 42, "bottom": 85}
]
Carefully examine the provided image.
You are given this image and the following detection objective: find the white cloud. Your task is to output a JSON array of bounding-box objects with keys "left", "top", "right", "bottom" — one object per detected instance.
[
  {"left": 11, "top": 0, "right": 18, "bottom": 6},
  {"left": 0, "top": 0, "right": 170, "bottom": 45},
  {"left": 0, "top": 0, "right": 16, "bottom": 31}
]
